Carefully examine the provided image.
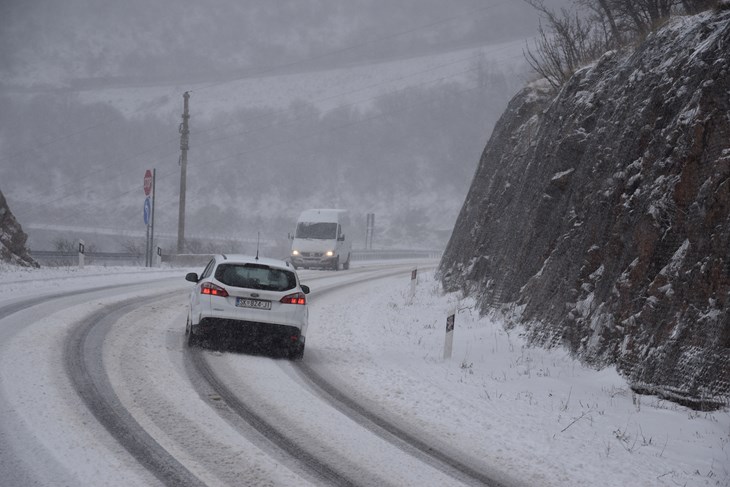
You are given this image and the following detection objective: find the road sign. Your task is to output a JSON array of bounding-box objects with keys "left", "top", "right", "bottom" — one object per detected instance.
[
  {"left": 144, "top": 196, "right": 151, "bottom": 225},
  {"left": 144, "top": 169, "right": 153, "bottom": 196}
]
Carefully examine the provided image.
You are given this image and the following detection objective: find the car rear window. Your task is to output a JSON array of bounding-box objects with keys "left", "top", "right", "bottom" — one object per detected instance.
[{"left": 215, "top": 263, "right": 296, "bottom": 291}]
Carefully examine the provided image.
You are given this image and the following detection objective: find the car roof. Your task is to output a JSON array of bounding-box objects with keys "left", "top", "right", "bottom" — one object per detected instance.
[{"left": 213, "top": 254, "right": 293, "bottom": 271}]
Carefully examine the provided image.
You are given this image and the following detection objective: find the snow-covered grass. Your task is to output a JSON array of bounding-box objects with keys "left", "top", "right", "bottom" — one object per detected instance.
[
  {"left": 310, "top": 268, "right": 730, "bottom": 487},
  {"left": 0, "top": 262, "right": 185, "bottom": 291}
]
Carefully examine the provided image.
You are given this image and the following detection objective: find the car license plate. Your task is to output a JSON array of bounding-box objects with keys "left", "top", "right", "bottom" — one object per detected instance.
[{"left": 235, "top": 297, "right": 271, "bottom": 310}]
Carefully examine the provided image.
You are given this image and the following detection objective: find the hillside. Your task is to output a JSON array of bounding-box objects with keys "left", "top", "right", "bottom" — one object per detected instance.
[
  {"left": 439, "top": 9, "right": 730, "bottom": 409},
  {"left": 0, "top": 190, "right": 37, "bottom": 267},
  {"left": 0, "top": 43, "right": 526, "bottom": 253},
  {"left": 0, "top": 0, "right": 548, "bottom": 88}
]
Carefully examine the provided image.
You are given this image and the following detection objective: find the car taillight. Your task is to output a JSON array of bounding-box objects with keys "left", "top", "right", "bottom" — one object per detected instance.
[
  {"left": 201, "top": 282, "right": 229, "bottom": 297},
  {"left": 280, "top": 292, "right": 306, "bottom": 305}
]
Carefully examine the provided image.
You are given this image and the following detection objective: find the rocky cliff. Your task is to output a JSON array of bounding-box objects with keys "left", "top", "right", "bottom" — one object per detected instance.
[
  {"left": 0, "top": 189, "right": 38, "bottom": 267},
  {"left": 439, "top": 9, "right": 730, "bottom": 409}
]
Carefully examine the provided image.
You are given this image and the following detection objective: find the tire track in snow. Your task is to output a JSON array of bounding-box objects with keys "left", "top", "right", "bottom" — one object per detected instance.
[
  {"left": 0, "top": 279, "right": 186, "bottom": 487},
  {"left": 292, "top": 265, "right": 512, "bottom": 487},
  {"left": 180, "top": 264, "right": 436, "bottom": 486},
  {"left": 293, "top": 361, "right": 508, "bottom": 487},
  {"left": 186, "top": 348, "right": 359, "bottom": 487},
  {"left": 185, "top": 264, "right": 513, "bottom": 487},
  {"left": 64, "top": 292, "right": 207, "bottom": 487}
]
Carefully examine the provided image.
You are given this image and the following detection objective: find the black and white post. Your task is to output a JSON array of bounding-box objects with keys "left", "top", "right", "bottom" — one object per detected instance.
[
  {"left": 407, "top": 268, "right": 418, "bottom": 304},
  {"left": 443, "top": 307, "right": 455, "bottom": 360},
  {"left": 78, "top": 239, "right": 85, "bottom": 269}
]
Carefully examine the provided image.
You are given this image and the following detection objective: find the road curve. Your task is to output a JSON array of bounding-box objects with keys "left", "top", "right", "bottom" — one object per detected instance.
[{"left": 0, "top": 263, "right": 512, "bottom": 486}]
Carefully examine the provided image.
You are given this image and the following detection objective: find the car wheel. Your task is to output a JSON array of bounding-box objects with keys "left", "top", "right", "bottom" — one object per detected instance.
[
  {"left": 185, "top": 314, "right": 199, "bottom": 347},
  {"left": 289, "top": 341, "right": 305, "bottom": 360},
  {"left": 343, "top": 254, "right": 350, "bottom": 270},
  {"left": 332, "top": 256, "right": 339, "bottom": 271}
]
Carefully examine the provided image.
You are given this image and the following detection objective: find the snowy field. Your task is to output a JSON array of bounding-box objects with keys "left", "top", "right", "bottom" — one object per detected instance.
[
  {"left": 309, "top": 267, "right": 729, "bottom": 487},
  {"left": 0, "top": 261, "right": 728, "bottom": 486},
  {"left": 74, "top": 39, "right": 527, "bottom": 121}
]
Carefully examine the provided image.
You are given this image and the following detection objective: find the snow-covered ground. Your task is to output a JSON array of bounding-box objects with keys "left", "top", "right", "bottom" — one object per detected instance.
[
  {"left": 0, "top": 261, "right": 727, "bottom": 486},
  {"left": 74, "top": 39, "right": 526, "bottom": 121},
  {"left": 311, "top": 268, "right": 730, "bottom": 486}
]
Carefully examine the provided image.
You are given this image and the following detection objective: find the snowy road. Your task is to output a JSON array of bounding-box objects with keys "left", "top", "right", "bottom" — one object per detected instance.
[
  {"left": 0, "top": 262, "right": 508, "bottom": 486},
  {"left": 1, "top": 262, "right": 727, "bottom": 487}
]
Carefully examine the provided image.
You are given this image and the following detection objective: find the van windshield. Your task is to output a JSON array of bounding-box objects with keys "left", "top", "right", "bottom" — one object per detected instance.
[{"left": 295, "top": 222, "right": 337, "bottom": 239}]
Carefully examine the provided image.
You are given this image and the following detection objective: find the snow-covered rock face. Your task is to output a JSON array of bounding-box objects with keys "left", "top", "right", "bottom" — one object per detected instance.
[
  {"left": 439, "top": 10, "right": 730, "bottom": 410},
  {"left": 0, "top": 190, "right": 38, "bottom": 268}
]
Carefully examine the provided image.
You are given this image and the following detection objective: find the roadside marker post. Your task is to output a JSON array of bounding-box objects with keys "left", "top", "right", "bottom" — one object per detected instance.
[
  {"left": 443, "top": 308, "right": 455, "bottom": 360},
  {"left": 407, "top": 268, "right": 418, "bottom": 304},
  {"left": 78, "top": 239, "right": 85, "bottom": 269},
  {"left": 156, "top": 247, "right": 162, "bottom": 267}
]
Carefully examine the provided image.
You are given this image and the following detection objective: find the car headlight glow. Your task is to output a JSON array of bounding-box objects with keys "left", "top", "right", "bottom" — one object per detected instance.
[
  {"left": 325, "top": 250, "right": 334, "bottom": 257},
  {"left": 292, "top": 250, "right": 300, "bottom": 256}
]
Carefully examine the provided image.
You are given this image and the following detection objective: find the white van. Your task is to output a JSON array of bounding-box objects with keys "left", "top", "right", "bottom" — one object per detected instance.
[{"left": 290, "top": 209, "right": 352, "bottom": 270}]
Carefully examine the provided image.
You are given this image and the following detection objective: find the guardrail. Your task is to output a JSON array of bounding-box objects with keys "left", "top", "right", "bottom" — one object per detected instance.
[
  {"left": 29, "top": 251, "right": 146, "bottom": 267},
  {"left": 351, "top": 249, "right": 442, "bottom": 260},
  {"left": 30, "top": 249, "right": 442, "bottom": 268}
]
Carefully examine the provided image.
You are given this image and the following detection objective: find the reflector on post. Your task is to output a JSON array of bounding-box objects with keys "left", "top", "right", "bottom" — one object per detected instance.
[{"left": 443, "top": 308, "right": 455, "bottom": 360}]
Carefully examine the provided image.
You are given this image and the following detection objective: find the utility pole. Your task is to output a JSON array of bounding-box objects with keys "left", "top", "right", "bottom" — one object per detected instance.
[
  {"left": 365, "top": 213, "right": 375, "bottom": 250},
  {"left": 150, "top": 168, "right": 156, "bottom": 266},
  {"left": 177, "top": 91, "right": 190, "bottom": 254}
]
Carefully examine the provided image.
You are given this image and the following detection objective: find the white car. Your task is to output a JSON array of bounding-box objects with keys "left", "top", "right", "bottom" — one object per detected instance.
[{"left": 185, "top": 254, "right": 309, "bottom": 359}]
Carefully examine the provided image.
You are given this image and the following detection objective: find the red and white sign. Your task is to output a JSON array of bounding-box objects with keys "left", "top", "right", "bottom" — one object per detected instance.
[{"left": 143, "top": 169, "right": 153, "bottom": 196}]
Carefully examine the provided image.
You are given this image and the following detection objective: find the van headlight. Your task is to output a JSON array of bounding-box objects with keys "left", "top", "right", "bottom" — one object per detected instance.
[
  {"left": 292, "top": 250, "right": 300, "bottom": 256},
  {"left": 325, "top": 250, "right": 334, "bottom": 257}
]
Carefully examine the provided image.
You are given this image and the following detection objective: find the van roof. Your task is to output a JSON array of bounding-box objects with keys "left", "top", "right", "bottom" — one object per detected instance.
[{"left": 297, "top": 208, "right": 349, "bottom": 223}]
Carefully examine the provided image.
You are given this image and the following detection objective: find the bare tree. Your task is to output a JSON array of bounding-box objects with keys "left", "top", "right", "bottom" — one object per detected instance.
[
  {"left": 680, "top": 0, "right": 719, "bottom": 13},
  {"left": 52, "top": 237, "right": 76, "bottom": 253},
  {"left": 524, "top": 0, "right": 719, "bottom": 88},
  {"left": 120, "top": 239, "right": 144, "bottom": 256},
  {"left": 585, "top": 0, "right": 718, "bottom": 39},
  {"left": 523, "top": 0, "right": 608, "bottom": 89}
]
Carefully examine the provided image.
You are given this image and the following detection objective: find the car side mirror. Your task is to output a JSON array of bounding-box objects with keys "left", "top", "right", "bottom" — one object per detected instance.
[
  {"left": 185, "top": 272, "right": 199, "bottom": 283},
  {"left": 301, "top": 284, "right": 310, "bottom": 294},
  {"left": 338, "top": 234, "right": 345, "bottom": 241},
  {"left": 288, "top": 232, "right": 293, "bottom": 240}
]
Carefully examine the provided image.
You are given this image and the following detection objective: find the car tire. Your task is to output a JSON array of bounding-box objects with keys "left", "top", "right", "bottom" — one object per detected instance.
[
  {"left": 289, "top": 341, "right": 305, "bottom": 360},
  {"left": 333, "top": 256, "right": 339, "bottom": 271},
  {"left": 185, "top": 314, "right": 199, "bottom": 347},
  {"left": 343, "top": 254, "right": 350, "bottom": 270}
]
